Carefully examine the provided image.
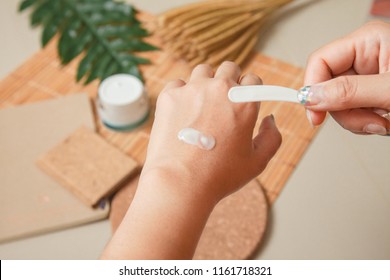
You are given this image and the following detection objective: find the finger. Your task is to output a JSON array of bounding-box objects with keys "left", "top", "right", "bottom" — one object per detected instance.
[
  {"left": 303, "top": 36, "right": 357, "bottom": 126},
  {"left": 337, "top": 68, "right": 358, "bottom": 76},
  {"left": 189, "top": 64, "right": 214, "bottom": 82},
  {"left": 239, "top": 73, "right": 263, "bottom": 86},
  {"left": 301, "top": 72, "right": 390, "bottom": 111},
  {"left": 304, "top": 22, "right": 385, "bottom": 86},
  {"left": 331, "top": 109, "right": 390, "bottom": 135},
  {"left": 162, "top": 79, "right": 186, "bottom": 91},
  {"left": 304, "top": 36, "right": 354, "bottom": 85},
  {"left": 214, "top": 61, "right": 241, "bottom": 81},
  {"left": 237, "top": 73, "right": 263, "bottom": 116},
  {"left": 306, "top": 109, "right": 327, "bottom": 126},
  {"left": 251, "top": 115, "right": 282, "bottom": 174},
  {"left": 233, "top": 73, "right": 264, "bottom": 125}
]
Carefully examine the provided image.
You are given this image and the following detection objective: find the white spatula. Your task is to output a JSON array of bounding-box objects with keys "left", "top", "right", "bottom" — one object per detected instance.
[{"left": 228, "top": 85, "right": 305, "bottom": 104}]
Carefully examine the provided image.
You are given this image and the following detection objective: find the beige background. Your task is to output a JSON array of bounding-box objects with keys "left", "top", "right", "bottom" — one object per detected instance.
[{"left": 1, "top": 0, "right": 390, "bottom": 259}]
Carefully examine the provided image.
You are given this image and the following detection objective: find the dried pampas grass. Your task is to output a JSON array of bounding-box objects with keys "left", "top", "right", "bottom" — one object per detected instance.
[{"left": 156, "top": 0, "right": 293, "bottom": 67}]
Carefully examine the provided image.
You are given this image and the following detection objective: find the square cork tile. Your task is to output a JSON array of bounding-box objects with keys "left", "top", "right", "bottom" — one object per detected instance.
[{"left": 37, "top": 126, "right": 138, "bottom": 207}]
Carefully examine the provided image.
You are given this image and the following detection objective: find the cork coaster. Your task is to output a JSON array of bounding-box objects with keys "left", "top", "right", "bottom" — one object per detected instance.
[
  {"left": 110, "top": 178, "right": 268, "bottom": 259},
  {"left": 37, "top": 126, "right": 138, "bottom": 207},
  {"left": 193, "top": 180, "right": 268, "bottom": 260}
]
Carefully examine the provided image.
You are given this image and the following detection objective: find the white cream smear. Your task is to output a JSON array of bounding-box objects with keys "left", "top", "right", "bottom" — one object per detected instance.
[{"left": 177, "top": 128, "right": 216, "bottom": 150}]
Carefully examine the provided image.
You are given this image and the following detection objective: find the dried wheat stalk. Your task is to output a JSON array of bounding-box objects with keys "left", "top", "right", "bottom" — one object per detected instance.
[{"left": 156, "top": 0, "right": 293, "bottom": 67}]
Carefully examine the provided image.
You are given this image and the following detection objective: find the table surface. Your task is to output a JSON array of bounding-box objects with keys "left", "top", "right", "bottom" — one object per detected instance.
[{"left": 1, "top": 0, "right": 390, "bottom": 259}]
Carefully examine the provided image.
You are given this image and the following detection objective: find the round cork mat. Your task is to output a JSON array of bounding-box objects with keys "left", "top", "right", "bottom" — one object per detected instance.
[
  {"left": 110, "top": 176, "right": 268, "bottom": 260},
  {"left": 193, "top": 179, "right": 268, "bottom": 260}
]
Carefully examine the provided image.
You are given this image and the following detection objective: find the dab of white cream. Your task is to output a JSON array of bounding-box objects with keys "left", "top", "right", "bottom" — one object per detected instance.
[{"left": 177, "top": 128, "right": 215, "bottom": 150}]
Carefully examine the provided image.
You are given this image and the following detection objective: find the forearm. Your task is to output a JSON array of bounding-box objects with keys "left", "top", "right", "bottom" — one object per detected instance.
[{"left": 100, "top": 169, "right": 216, "bottom": 259}]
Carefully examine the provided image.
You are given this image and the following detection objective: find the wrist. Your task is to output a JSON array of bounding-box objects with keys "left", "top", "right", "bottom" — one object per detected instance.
[
  {"left": 102, "top": 164, "right": 217, "bottom": 259},
  {"left": 139, "top": 162, "right": 220, "bottom": 208}
]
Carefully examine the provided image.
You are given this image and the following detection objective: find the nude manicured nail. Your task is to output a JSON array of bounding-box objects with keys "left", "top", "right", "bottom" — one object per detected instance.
[
  {"left": 382, "top": 112, "right": 390, "bottom": 120},
  {"left": 373, "top": 108, "right": 388, "bottom": 116},
  {"left": 364, "top": 124, "right": 387, "bottom": 135},
  {"left": 305, "top": 109, "right": 314, "bottom": 128}
]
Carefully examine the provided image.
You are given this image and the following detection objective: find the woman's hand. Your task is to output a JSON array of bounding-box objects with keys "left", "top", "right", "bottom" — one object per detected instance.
[
  {"left": 143, "top": 61, "right": 281, "bottom": 203},
  {"left": 304, "top": 21, "right": 390, "bottom": 135},
  {"left": 101, "top": 61, "right": 281, "bottom": 259}
]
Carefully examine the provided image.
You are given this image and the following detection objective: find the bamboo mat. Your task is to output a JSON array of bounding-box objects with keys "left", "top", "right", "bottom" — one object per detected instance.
[{"left": 0, "top": 29, "right": 317, "bottom": 205}]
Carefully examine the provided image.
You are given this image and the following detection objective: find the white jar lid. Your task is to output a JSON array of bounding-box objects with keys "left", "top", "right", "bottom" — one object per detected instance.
[{"left": 98, "top": 74, "right": 144, "bottom": 106}]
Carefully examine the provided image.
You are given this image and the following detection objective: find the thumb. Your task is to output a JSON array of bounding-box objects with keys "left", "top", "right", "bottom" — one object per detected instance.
[
  {"left": 251, "top": 115, "right": 282, "bottom": 174},
  {"left": 300, "top": 72, "right": 390, "bottom": 111}
]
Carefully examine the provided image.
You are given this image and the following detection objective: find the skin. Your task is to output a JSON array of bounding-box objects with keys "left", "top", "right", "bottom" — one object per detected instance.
[
  {"left": 100, "top": 62, "right": 281, "bottom": 259},
  {"left": 304, "top": 21, "right": 390, "bottom": 135}
]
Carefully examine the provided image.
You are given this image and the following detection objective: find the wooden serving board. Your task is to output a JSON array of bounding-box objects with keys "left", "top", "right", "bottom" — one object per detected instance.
[{"left": 0, "top": 24, "right": 316, "bottom": 206}]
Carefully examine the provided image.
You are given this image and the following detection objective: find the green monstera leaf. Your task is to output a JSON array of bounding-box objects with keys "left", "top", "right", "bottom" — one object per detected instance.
[{"left": 19, "top": 0, "right": 158, "bottom": 84}]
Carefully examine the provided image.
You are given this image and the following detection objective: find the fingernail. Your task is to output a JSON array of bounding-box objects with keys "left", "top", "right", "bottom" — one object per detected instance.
[
  {"left": 268, "top": 114, "right": 276, "bottom": 126},
  {"left": 382, "top": 112, "right": 390, "bottom": 120},
  {"left": 373, "top": 108, "right": 388, "bottom": 116},
  {"left": 298, "top": 85, "right": 322, "bottom": 106},
  {"left": 364, "top": 124, "right": 388, "bottom": 135},
  {"left": 305, "top": 109, "right": 314, "bottom": 128}
]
